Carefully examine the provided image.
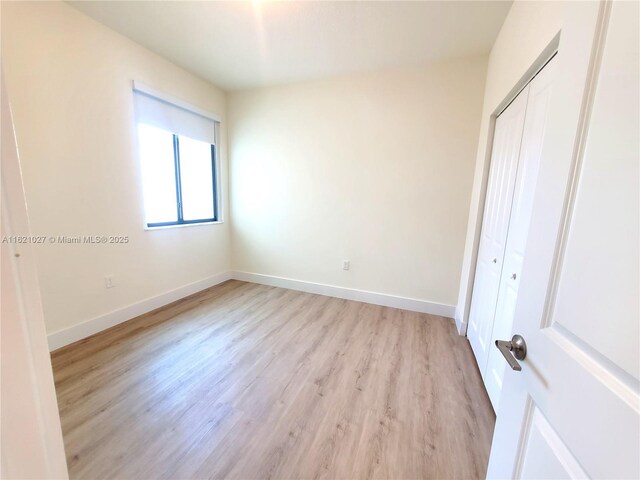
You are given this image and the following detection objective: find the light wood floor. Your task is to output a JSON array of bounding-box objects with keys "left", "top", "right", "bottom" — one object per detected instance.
[{"left": 52, "top": 280, "right": 495, "bottom": 480}]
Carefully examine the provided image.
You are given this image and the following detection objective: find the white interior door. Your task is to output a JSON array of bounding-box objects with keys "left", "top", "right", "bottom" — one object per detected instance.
[
  {"left": 484, "top": 57, "right": 557, "bottom": 411},
  {"left": 487, "top": 1, "right": 639, "bottom": 478},
  {"left": 467, "top": 86, "right": 529, "bottom": 380},
  {"left": 0, "top": 70, "right": 68, "bottom": 479}
]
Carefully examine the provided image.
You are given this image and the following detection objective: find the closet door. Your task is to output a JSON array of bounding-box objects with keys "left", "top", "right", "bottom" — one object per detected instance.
[
  {"left": 484, "top": 56, "right": 556, "bottom": 411},
  {"left": 467, "top": 86, "right": 529, "bottom": 376}
]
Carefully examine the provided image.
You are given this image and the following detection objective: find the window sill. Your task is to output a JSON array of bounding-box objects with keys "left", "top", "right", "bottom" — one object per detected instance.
[{"left": 144, "top": 220, "right": 224, "bottom": 231}]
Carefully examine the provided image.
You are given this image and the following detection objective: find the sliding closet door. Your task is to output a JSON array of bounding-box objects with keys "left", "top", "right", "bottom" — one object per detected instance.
[
  {"left": 467, "top": 87, "right": 529, "bottom": 375},
  {"left": 483, "top": 57, "right": 557, "bottom": 411}
]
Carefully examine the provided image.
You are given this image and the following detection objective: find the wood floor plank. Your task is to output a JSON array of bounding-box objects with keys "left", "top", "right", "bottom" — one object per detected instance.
[{"left": 51, "top": 280, "right": 495, "bottom": 479}]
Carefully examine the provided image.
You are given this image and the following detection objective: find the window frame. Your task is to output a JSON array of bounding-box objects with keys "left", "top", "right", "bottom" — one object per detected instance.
[{"left": 144, "top": 132, "right": 218, "bottom": 228}]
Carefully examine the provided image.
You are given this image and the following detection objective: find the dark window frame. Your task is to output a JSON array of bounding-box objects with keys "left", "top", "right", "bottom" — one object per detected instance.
[{"left": 146, "top": 133, "right": 218, "bottom": 228}]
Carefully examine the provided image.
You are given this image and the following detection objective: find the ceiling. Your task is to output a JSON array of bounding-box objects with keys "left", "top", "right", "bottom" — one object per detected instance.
[{"left": 69, "top": 1, "right": 512, "bottom": 92}]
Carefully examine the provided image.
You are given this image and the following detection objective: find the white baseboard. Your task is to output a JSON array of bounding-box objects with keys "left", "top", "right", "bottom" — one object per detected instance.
[
  {"left": 47, "top": 271, "right": 232, "bottom": 351},
  {"left": 48, "top": 270, "right": 457, "bottom": 351},
  {"left": 231, "top": 271, "right": 456, "bottom": 318},
  {"left": 455, "top": 306, "right": 468, "bottom": 336}
]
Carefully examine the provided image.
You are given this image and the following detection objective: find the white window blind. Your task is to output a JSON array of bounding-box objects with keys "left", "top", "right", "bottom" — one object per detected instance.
[{"left": 133, "top": 83, "right": 217, "bottom": 144}]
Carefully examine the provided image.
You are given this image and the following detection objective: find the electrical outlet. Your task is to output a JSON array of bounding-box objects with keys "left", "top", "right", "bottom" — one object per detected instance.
[
  {"left": 105, "top": 275, "right": 115, "bottom": 289},
  {"left": 342, "top": 260, "right": 350, "bottom": 271}
]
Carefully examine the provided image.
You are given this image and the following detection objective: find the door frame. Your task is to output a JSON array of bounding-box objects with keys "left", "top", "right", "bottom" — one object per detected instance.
[{"left": 459, "top": 34, "right": 561, "bottom": 337}]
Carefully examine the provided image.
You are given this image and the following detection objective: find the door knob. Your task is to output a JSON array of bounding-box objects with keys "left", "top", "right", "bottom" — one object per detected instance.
[
  {"left": 511, "top": 273, "right": 517, "bottom": 280},
  {"left": 492, "top": 258, "right": 497, "bottom": 263},
  {"left": 495, "top": 334, "right": 527, "bottom": 371}
]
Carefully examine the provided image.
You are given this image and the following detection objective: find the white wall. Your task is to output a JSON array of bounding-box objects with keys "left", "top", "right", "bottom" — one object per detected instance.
[
  {"left": 229, "top": 58, "right": 487, "bottom": 308},
  {"left": 1, "top": 2, "right": 231, "bottom": 339},
  {"left": 456, "top": 0, "right": 565, "bottom": 333}
]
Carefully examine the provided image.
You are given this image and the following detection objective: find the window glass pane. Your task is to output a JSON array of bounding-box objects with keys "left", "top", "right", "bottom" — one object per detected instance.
[
  {"left": 138, "top": 124, "right": 178, "bottom": 224},
  {"left": 178, "top": 135, "right": 215, "bottom": 221}
]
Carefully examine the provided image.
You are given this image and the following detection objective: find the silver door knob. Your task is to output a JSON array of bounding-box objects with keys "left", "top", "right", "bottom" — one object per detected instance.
[
  {"left": 495, "top": 334, "right": 527, "bottom": 371},
  {"left": 511, "top": 273, "right": 517, "bottom": 280},
  {"left": 492, "top": 258, "right": 497, "bottom": 263}
]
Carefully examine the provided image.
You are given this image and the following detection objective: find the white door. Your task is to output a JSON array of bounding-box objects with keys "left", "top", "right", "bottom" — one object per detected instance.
[
  {"left": 0, "top": 70, "right": 68, "bottom": 478},
  {"left": 487, "top": 1, "right": 639, "bottom": 478},
  {"left": 468, "top": 85, "right": 529, "bottom": 378},
  {"left": 484, "top": 57, "right": 557, "bottom": 411}
]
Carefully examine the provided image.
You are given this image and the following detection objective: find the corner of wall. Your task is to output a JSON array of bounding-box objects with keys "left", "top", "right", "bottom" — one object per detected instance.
[{"left": 455, "top": 306, "right": 467, "bottom": 336}]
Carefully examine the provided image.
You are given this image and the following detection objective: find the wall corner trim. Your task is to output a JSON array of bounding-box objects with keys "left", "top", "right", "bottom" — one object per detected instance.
[
  {"left": 232, "top": 271, "right": 456, "bottom": 319},
  {"left": 454, "top": 306, "right": 468, "bottom": 336},
  {"left": 47, "top": 271, "right": 233, "bottom": 351}
]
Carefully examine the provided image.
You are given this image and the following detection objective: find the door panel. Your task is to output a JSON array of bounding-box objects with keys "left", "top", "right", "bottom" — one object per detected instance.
[
  {"left": 468, "top": 87, "right": 529, "bottom": 377},
  {"left": 484, "top": 57, "right": 556, "bottom": 410},
  {"left": 549, "top": 0, "right": 639, "bottom": 380},
  {"left": 518, "top": 406, "right": 587, "bottom": 480},
  {"left": 487, "top": 1, "right": 639, "bottom": 478}
]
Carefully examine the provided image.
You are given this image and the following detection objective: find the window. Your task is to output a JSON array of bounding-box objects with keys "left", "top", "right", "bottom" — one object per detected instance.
[{"left": 134, "top": 84, "right": 220, "bottom": 227}]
